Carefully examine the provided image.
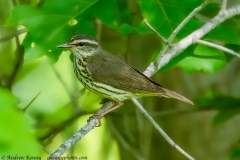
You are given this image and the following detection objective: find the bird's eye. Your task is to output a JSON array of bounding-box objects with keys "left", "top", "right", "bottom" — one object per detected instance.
[{"left": 79, "top": 42, "right": 84, "bottom": 46}]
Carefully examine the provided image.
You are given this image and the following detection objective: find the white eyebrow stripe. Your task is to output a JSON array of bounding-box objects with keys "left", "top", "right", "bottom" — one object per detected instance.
[{"left": 75, "top": 40, "right": 99, "bottom": 45}]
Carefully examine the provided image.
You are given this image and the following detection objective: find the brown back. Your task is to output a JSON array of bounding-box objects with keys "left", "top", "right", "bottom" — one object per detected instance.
[{"left": 85, "top": 49, "right": 165, "bottom": 95}]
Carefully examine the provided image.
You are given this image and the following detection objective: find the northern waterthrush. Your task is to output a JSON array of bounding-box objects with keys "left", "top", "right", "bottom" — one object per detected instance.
[{"left": 57, "top": 35, "right": 193, "bottom": 124}]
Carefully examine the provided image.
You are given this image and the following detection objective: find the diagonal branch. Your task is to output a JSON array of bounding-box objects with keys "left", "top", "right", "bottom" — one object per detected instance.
[
  {"left": 144, "top": 4, "right": 240, "bottom": 77},
  {"left": 167, "top": 0, "right": 211, "bottom": 44},
  {"left": 49, "top": 101, "right": 113, "bottom": 158},
  {"left": 131, "top": 98, "right": 194, "bottom": 160},
  {"left": 0, "top": 28, "right": 28, "bottom": 43},
  {"left": 49, "top": 119, "right": 98, "bottom": 158},
  {"left": 144, "top": 19, "right": 167, "bottom": 43},
  {"left": 22, "top": 92, "right": 41, "bottom": 112},
  {"left": 195, "top": 40, "right": 240, "bottom": 58},
  {"left": 143, "top": 0, "right": 211, "bottom": 77}
]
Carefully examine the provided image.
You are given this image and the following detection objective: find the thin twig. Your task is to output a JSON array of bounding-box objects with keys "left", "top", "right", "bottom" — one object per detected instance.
[
  {"left": 38, "top": 110, "right": 93, "bottom": 142},
  {"left": 144, "top": 19, "right": 167, "bottom": 43},
  {"left": 51, "top": 66, "right": 71, "bottom": 95},
  {"left": 4, "top": 0, "right": 26, "bottom": 89},
  {"left": 6, "top": 34, "right": 24, "bottom": 89},
  {"left": 63, "top": 88, "right": 86, "bottom": 107},
  {"left": 0, "top": 28, "right": 28, "bottom": 43},
  {"left": 221, "top": 0, "right": 228, "bottom": 12},
  {"left": 108, "top": 119, "right": 145, "bottom": 160},
  {"left": 144, "top": 4, "right": 240, "bottom": 77},
  {"left": 195, "top": 40, "right": 240, "bottom": 58},
  {"left": 95, "top": 19, "right": 102, "bottom": 41},
  {"left": 51, "top": 65, "right": 80, "bottom": 109},
  {"left": 22, "top": 92, "right": 41, "bottom": 112},
  {"left": 143, "top": 0, "right": 211, "bottom": 77},
  {"left": 131, "top": 98, "right": 194, "bottom": 160},
  {"left": 167, "top": 0, "right": 212, "bottom": 44}
]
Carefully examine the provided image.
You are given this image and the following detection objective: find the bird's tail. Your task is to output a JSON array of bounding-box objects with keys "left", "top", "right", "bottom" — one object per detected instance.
[{"left": 161, "top": 87, "right": 194, "bottom": 105}]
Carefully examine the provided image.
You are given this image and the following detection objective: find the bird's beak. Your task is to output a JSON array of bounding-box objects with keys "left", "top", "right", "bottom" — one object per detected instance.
[{"left": 56, "top": 43, "right": 72, "bottom": 48}]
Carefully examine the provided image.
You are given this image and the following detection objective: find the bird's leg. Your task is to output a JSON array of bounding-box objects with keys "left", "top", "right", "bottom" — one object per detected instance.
[{"left": 88, "top": 101, "right": 123, "bottom": 127}]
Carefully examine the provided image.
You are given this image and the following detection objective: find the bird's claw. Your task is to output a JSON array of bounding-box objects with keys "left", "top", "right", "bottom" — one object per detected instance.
[{"left": 87, "top": 115, "right": 102, "bottom": 127}]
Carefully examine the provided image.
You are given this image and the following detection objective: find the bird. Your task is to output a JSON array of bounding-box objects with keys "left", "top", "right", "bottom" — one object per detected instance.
[{"left": 57, "top": 34, "right": 193, "bottom": 125}]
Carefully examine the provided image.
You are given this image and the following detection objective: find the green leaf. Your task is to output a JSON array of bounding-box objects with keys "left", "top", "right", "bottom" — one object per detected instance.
[
  {"left": 89, "top": 0, "right": 120, "bottom": 28},
  {"left": 176, "top": 44, "right": 227, "bottom": 74},
  {"left": 135, "top": 20, "right": 152, "bottom": 34},
  {"left": 194, "top": 91, "right": 240, "bottom": 126},
  {"left": 119, "top": 23, "right": 134, "bottom": 34},
  {"left": 6, "top": 0, "right": 124, "bottom": 62},
  {"left": 8, "top": 0, "right": 127, "bottom": 62},
  {"left": 213, "top": 108, "right": 240, "bottom": 126},
  {"left": 6, "top": 0, "right": 98, "bottom": 62},
  {"left": 23, "top": 33, "right": 45, "bottom": 63},
  {"left": 137, "top": 0, "right": 204, "bottom": 39},
  {"left": 231, "top": 141, "right": 240, "bottom": 159},
  {"left": 0, "top": 87, "right": 40, "bottom": 155}
]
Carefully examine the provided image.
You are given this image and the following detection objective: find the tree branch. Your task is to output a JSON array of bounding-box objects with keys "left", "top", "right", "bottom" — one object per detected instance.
[
  {"left": 0, "top": 28, "right": 28, "bottom": 43},
  {"left": 51, "top": 65, "right": 81, "bottom": 110},
  {"left": 167, "top": 0, "right": 211, "bottom": 44},
  {"left": 195, "top": 40, "right": 240, "bottom": 58},
  {"left": 144, "top": 19, "right": 168, "bottom": 44},
  {"left": 49, "top": 119, "right": 98, "bottom": 158},
  {"left": 38, "top": 110, "right": 94, "bottom": 142},
  {"left": 2, "top": 1, "right": 27, "bottom": 89},
  {"left": 221, "top": 0, "right": 228, "bottom": 12},
  {"left": 49, "top": 101, "right": 113, "bottom": 158},
  {"left": 131, "top": 98, "right": 195, "bottom": 160},
  {"left": 22, "top": 92, "right": 41, "bottom": 112},
  {"left": 144, "top": 3, "right": 240, "bottom": 77},
  {"left": 6, "top": 34, "right": 24, "bottom": 89}
]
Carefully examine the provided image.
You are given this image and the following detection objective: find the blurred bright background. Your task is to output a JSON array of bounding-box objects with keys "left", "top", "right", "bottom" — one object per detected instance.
[{"left": 1, "top": 0, "right": 240, "bottom": 160}]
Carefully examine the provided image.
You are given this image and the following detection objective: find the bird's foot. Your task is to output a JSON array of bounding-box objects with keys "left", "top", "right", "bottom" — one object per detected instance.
[
  {"left": 87, "top": 114, "right": 103, "bottom": 127},
  {"left": 88, "top": 101, "right": 123, "bottom": 127}
]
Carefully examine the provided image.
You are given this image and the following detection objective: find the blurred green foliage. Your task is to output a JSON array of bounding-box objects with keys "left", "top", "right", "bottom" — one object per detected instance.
[
  {"left": 195, "top": 91, "right": 240, "bottom": 126},
  {"left": 177, "top": 45, "right": 226, "bottom": 74},
  {"left": 0, "top": 87, "right": 40, "bottom": 156},
  {"left": 1, "top": 0, "right": 240, "bottom": 159}
]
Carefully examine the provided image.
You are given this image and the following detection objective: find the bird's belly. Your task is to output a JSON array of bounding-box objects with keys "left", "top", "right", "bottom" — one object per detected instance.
[
  {"left": 74, "top": 65, "right": 132, "bottom": 101},
  {"left": 86, "top": 81, "right": 135, "bottom": 101}
]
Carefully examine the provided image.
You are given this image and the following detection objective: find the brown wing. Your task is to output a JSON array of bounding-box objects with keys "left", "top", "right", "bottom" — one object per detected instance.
[{"left": 86, "top": 50, "right": 164, "bottom": 94}]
